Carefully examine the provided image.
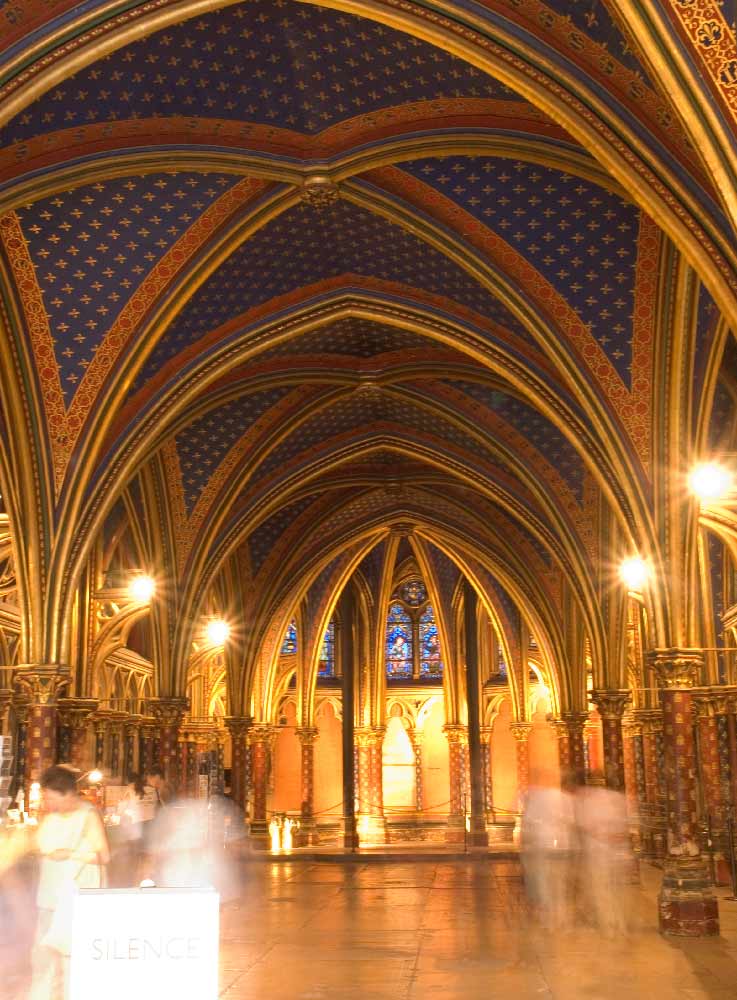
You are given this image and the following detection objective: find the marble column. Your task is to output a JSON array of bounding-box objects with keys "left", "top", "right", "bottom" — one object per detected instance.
[
  {"left": 14, "top": 669, "right": 69, "bottom": 791},
  {"left": 444, "top": 724, "right": 468, "bottom": 844},
  {"left": 693, "top": 690, "right": 730, "bottom": 885},
  {"left": 296, "top": 727, "right": 319, "bottom": 845},
  {"left": 225, "top": 717, "right": 250, "bottom": 810},
  {"left": 509, "top": 723, "right": 533, "bottom": 812},
  {"left": 649, "top": 650, "right": 718, "bottom": 936},
  {"left": 249, "top": 724, "right": 273, "bottom": 848},
  {"left": 149, "top": 698, "right": 188, "bottom": 789},
  {"left": 57, "top": 698, "right": 98, "bottom": 771}
]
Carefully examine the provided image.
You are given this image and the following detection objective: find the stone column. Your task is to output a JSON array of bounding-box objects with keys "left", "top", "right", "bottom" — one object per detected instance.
[
  {"left": 12, "top": 695, "right": 28, "bottom": 798},
  {"left": 355, "top": 728, "right": 373, "bottom": 821},
  {"left": 123, "top": 716, "right": 141, "bottom": 779},
  {"left": 249, "top": 724, "right": 273, "bottom": 848},
  {"left": 444, "top": 724, "right": 468, "bottom": 844},
  {"left": 693, "top": 690, "right": 730, "bottom": 884},
  {"left": 109, "top": 712, "right": 127, "bottom": 780},
  {"left": 480, "top": 726, "right": 494, "bottom": 821},
  {"left": 355, "top": 727, "right": 386, "bottom": 844},
  {"left": 93, "top": 711, "right": 110, "bottom": 770},
  {"left": 560, "top": 712, "right": 588, "bottom": 787},
  {"left": 340, "top": 588, "right": 358, "bottom": 850},
  {"left": 225, "top": 717, "right": 250, "bottom": 810},
  {"left": 57, "top": 698, "right": 98, "bottom": 771},
  {"left": 591, "top": 691, "right": 631, "bottom": 791},
  {"left": 636, "top": 708, "right": 666, "bottom": 859},
  {"left": 296, "top": 727, "right": 319, "bottom": 845},
  {"left": 149, "top": 698, "right": 188, "bottom": 789},
  {"left": 509, "top": 723, "right": 533, "bottom": 812},
  {"left": 14, "top": 669, "right": 69, "bottom": 790},
  {"left": 649, "top": 650, "right": 718, "bottom": 936}
]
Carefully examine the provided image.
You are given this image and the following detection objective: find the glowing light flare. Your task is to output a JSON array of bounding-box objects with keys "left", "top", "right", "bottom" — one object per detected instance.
[
  {"left": 688, "top": 461, "right": 734, "bottom": 502},
  {"left": 129, "top": 575, "right": 155, "bottom": 603},
  {"left": 206, "top": 619, "right": 230, "bottom": 645},
  {"left": 619, "top": 556, "right": 649, "bottom": 591},
  {"left": 88, "top": 769, "right": 103, "bottom": 785}
]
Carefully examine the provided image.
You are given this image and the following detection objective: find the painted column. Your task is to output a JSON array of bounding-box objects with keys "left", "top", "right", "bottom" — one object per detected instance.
[
  {"left": 561, "top": 712, "right": 588, "bottom": 787},
  {"left": 636, "top": 709, "right": 666, "bottom": 859},
  {"left": 15, "top": 670, "right": 69, "bottom": 792},
  {"left": 693, "top": 690, "right": 729, "bottom": 884},
  {"left": 649, "top": 650, "right": 718, "bottom": 936},
  {"left": 410, "top": 729, "right": 424, "bottom": 816},
  {"left": 93, "top": 711, "right": 110, "bottom": 770},
  {"left": 224, "top": 717, "right": 250, "bottom": 810},
  {"left": 12, "top": 696, "right": 28, "bottom": 798},
  {"left": 553, "top": 720, "right": 571, "bottom": 788},
  {"left": 480, "top": 726, "right": 494, "bottom": 821},
  {"left": 591, "top": 691, "right": 631, "bottom": 791},
  {"left": 57, "top": 698, "right": 98, "bottom": 771},
  {"left": 355, "top": 728, "right": 386, "bottom": 845},
  {"left": 249, "top": 724, "right": 273, "bottom": 848},
  {"left": 109, "top": 712, "right": 126, "bottom": 780},
  {"left": 509, "top": 723, "right": 533, "bottom": 812},
  {"left": 0, "top": 688, "right": 13, "bottom": 736},
  {"left": 296, "top": 727, "right": 319, "bottom": 845},
  {"left": 622, "top": 717, "right": 642, "bottom": 854},
  {"left": 123, "top": 716, "right": 140, "bottom": 779},
  {"left": 444, "top": 724, "right": 468, "bottom": 844},
  {"left": 139, "top": 718, "right": 157, "bottom": 777},
  {"left": 149, "top": 698, "right": 188, "bottom": 789}
]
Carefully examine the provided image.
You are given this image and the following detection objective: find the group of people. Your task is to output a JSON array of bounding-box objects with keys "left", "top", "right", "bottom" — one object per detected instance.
[
  {"left": 520, "top": 784, "right": 632, "bottom": 936},
  {"left": 1, "top": 762, "right": 243, "bottom": 999}
]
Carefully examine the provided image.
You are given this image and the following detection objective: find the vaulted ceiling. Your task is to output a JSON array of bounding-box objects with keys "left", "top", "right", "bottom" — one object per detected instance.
[{"left": 0, "top": 0, "right": 735, "bottom": 706}]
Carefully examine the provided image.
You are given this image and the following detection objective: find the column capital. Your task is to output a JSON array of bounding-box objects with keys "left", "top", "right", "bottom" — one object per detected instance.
[
  {"left": 224, "top": 716, "right": 251, "bottom": 740},
  {"left": 248, "top": 723, "right": 275, "bottom": 744},
  {"left": 479, "top": 726, "right": 492, "bottom": 745},
  {"left": 692, "top": 686, "right": 737, "bottom": 717},
  {"left": 442, "top": 723, "right": 468, "bottom": 745},
  {"left": 58, "top": 697, "right": 99, "bottom": 729},
  {"left": 148, "top": 697, "right": 189, "bottom": 726},
  {"left": 508, "top": 722, "right": 533, "bottom": 742},
  {"left": 355, "top": 726, "right": 385, "bottom": 747},
  {"left": 14, "top": 667, "right": 70, "bottom": 704},
  {"left": 295, "top": 726, "right": 319, "bottom": 745},
  {"left": 591, "top": 689, "right": 632, "bottom": 720},
  {"left": 633, "top": 708, "right": 663, "bottom": 734},
  {"left": 647, "top": 648, "right": 704, "bottom": 689}
]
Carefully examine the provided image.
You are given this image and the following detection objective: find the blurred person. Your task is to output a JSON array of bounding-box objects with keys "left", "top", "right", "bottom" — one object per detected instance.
[
  {"left": 28, "top": 764, "right": 109, "bottom": 1000},
  {"left": 112, "top": 773, "right": 146, "bottom": 885},
  {"left": 145, "top": 766, "right": 173, "bottom": 811},
  {"left": 575, "top": 785, "right": 629, "bottom": 936},
  {"left": 521, "top": 785, "right": 577, "bottom": 929}
]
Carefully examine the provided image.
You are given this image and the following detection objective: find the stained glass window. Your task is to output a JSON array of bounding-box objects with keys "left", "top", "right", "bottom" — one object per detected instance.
[
  {"left": 318, "top": 620, "right": 335, "bottom": 676},
  {"left": 281, "top": 620, "right": 297, "bottom": 655},
  {"left": 386, "top": 603, "right": 413, "bottom": 678},
  {"left": 399, "top": 580, "right": 426, "bottom": 607},
  {"left": 419, "top": 604, "right": 443, "bottom": 677}
]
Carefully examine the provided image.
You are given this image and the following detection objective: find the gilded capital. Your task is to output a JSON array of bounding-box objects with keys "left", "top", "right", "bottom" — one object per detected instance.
[
  {"left": 296, "top": 726, "right": 319, "bottom": 746},
  {"left": 14, "top": 667, "right": 70, "bottom": 705},
  {"left": 591, "top": 690, "right": 632, "bottom": 720},
  {"left": 647, "top": 648, "right": 704, "bottom": 689},
  {"left": 148, "top": 697, "right": 188, "bottom": 727},
  {"left": 442, "top": 724, "right": 468, "bottom": 746},
  {"left": 224, "top": 716, "right": 251, "bottom": 740},
  {"left": 509, "top": 722, "right": 533, "bottom": 743},
  {"left": 58, "top": 697, "right": 99, "bottom": 730}
]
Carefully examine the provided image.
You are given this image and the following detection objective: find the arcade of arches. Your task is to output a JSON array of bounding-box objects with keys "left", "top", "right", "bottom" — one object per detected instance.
[{"left": 1, "top": 0, "right": 737, "bottom": 943}]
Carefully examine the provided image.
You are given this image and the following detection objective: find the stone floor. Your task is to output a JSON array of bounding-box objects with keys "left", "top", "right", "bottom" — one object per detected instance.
[
  {"left": 216, "top": 859, "right": 737, "bottom": 1000},
  {"left": 5, "top": 856, "right": 737, "bottom": 998}
]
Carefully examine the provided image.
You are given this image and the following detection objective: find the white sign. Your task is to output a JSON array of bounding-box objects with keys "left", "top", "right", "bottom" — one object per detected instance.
[{"left": 69, "top": 887, "right": 219, "bottom": 1000}]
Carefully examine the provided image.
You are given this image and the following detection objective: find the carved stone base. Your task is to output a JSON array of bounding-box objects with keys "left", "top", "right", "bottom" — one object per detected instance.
[
  {"left": 445, "top": 815, "right": 466, "bottom": 845},
  {"left": 294, "top": 820, "right": 319, "bottom": 847},
  {"left": 658, "top": 860, "right": 719, "bottom": 936},
  {"left": 467, "top": 815, "right": 488, "bottom": 847},
  {"left": 249, "top": 820, "right": 271, "bottom": 851}
]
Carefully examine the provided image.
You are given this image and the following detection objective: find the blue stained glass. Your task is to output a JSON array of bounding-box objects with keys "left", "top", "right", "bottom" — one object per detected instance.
[
  {"left": 386, "top": 603, "right": 413, "bottom": 678},
  {"left": 420, "top": 605, "right": 443, "bottom": 678},
  {"left": 319, "top": 621, "right": 335, "bottom": 677},
  {"left": 281, "top": 621, "right": 297, "bottom": 656}
]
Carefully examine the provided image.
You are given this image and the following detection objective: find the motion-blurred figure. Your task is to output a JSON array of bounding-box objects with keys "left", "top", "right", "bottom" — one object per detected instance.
[
  {"left": 576, "top": 785, "right": 629, "bottom": 936},
  {"left": 521, "top": 786, "right": 576, "bottom": 928},
  {"left": 28, "top": 765, "right": 109, "bottom": 1000},
  {"left": 112, "top": 772, "right": 146, "bottom": 885}
]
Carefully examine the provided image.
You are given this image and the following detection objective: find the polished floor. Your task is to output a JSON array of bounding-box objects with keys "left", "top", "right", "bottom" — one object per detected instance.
[
  {"left": 217, "top": 860, "right": 737, "bottom": 1000},
  {"left": 5, "top": 857, "right": 737, "bottom": 998}
]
